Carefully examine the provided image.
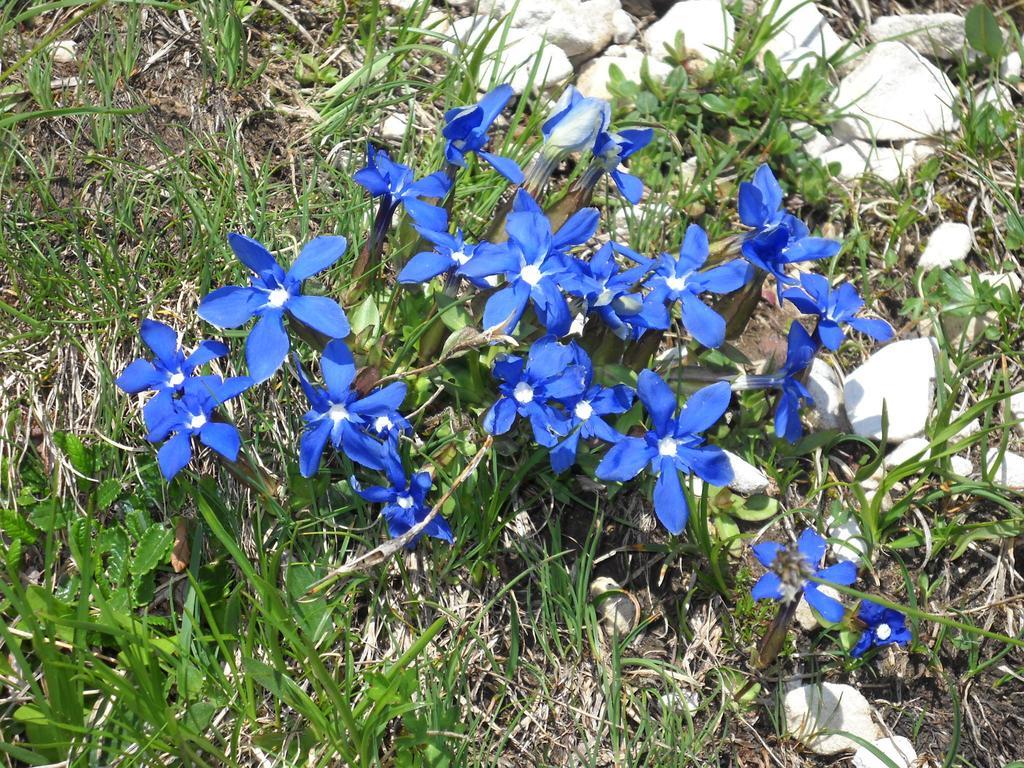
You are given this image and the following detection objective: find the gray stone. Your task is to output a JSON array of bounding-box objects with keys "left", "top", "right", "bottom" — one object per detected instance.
[
  {"left": 1009, "top": 392, "right": 1024, "bottom": 433},
  {"left": 644, "top": 0, "right": 734, "bottom": 63},
  {"left": 852, "top": 736, "right": 917, "bottom": 768},
  {"left": 1001, "top": 50, "right": 1022, "bottom": 79},
  {"left": 724, "top": 451, "right": 771, "bottom": 495},
  {"left": 51, "top": 40, "right": 77, "bottom": 64},
  {"left": 868, "top": 13, "right": 965, "bottom": 61},
  {"left": 919, "top": 222, "right": 972, "bottom": 270},
  {"left": 833, "top": 42, "right": 957, "bottom": 142},
  {"left": 806, "top": 358, "right": 847, "bottom": 431},
  {"left": 381, "top": 113, "right": 409, "bottom": 142},
  {"left": 611, "top": 9, "right": 637, "bottom": 44},
  {"left": 807, "top": 134, "right": 934, "bottom": 182},
  {"left": 784, "top": 683, "right": 882, "bottom": 755},
  {"left": 844, "top": 338, "right": 937, "bottom": 442},
  {"left": 479, "top": 0, "right": 622, "bottom": 59},
  {"left": 884, "top": 437, "right": 931, "bottom": 468},
  {"left": 950, "top": 455, "right": 974, "bottom": 476},
  {"left": 986, "top": 448, "right": 1024, "bottom": 489},
  {"left": 762, "top": 0, "right": 848, "bottom": 67}
]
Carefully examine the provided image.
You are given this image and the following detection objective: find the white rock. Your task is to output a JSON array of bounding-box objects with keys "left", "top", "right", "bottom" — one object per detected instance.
[
  {"left": 1009, "top": 393, "right": 1024, "bottom": 433},
  {"left": 827, "top": 514, "right": 867, "bottom": 564},
  {"left": 884, "top": 437, "right": 931, "bottom": 468},
  {"left": 762, "top": 0, "right": 848, "bottom": 64},
  {"left": 795, "top": 584, "right": 842, "bottom": 630},
  {"left": 806, "top": 358, "right": 847, "bottom": 431},
  {"left": 868, "top": 13, "right": 965, "bottom": 61},
  {"left": 986, "top": 448, "right": 1024, "bottom": 489},
  {"left": 808, "top": 136, "right": 933, "bottom": 182},
  {"left": 444, "top": 17, "right": 574, "bottom": 94},
  {"left": 644, "top": 0, "right": 734, "bottom": 63},
  {"left": 950, "top": 455, "right": 974, "bottom": 476},
  {"left": 970, "top": 271, "right": 1023, "bottom": 294},
  {"left": 479, "top": 0, "right": 621, "bottom": 59},
  {"left": 611, "top": 9, "right": 637, "bottom": 44},
  {"left": 919, "top": 222, "right": 972, "bottom": 270},
  {"left": 1001, "top": 50, "right": 1022, "bottom": 79},
  {"left": 784, "top": 683, "right": 882, "bottom": 755},
  {"left": 589, "top": 577, "right": 638, "bottom": 635},
  {"left": 978, "top": 82, "right": 1013, "bottom": 110},
  {"left": 867, "top": 142, "right": 935, "bottom": 182},
  {"left": 724, "top": 451, "right": 770, "bottom": 495},
  {"left": 844, "top": 338, "right": 937, "bottom": 443},
  {"left": 852, "top": 736, "right": 917, "bottom": 768},
  {"left": 381, "top": 114, "right": 409, "bottom": 142},
  {"left": 576, "top": 48, "right": 672, "bottom": 100},
  {"left": 51, "top": 39, "right": 77, "bottom": 64},
  {"left": 833, "top": 42, "right": 957, "bottom": 142}
]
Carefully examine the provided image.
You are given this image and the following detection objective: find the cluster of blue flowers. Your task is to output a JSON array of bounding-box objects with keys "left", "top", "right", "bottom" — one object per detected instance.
[{"left": 115, "top": 79, "right": 912, "bottom": 656}]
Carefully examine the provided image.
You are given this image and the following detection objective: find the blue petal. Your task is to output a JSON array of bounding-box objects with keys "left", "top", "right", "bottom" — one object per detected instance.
[
  {"left": 139, "top": 319, "right": 181, "bottom": 368},
  {"left": 677, "top": 445, "right": 732, "bottom": 486},
  {"left": 677, "top": 224, "right": 709, "bottom": 272},
  {"left": 680, "top": 292, "right": 726, "bottom": 349},
  {"left": 782, "top": 288, "right": 823, "bottom": 316},
  {"left": 479, "top": 151, "right": 524, "bottom": 184},
  {"left": 737, "top": 182, "right": 767, "bottom": 228},
  {"left": 782, "top": 237, "right": 841, "bottom": 263},
  {"left": 675, "top": 381, "right": 732, "bottom": 436},
  {"left": 653, "top": 457, "right": 688, "bottom": 534},
  {"left": 550, "top": 431, "right": 582, "bottom": 474},
  {"left": 483, "top": 396, "right": 518, "bottom": 436},
  {"left": 532, "top": 278, "right": 572, "bottom": 336},
  {"left": 198, "top": 286, "right": 260, "bottom": 329},
  {"left": 817, "top": 320, "right": 846, "bottom": 351},
  {"left": 752, "top": 541, "right": 783, "bottom": 568},
  {"left": 353, "top": 167, "right": 389, "bottom": 196},
  {"left": 851, "top": 631, "right": 874, "bottom": 657},
  {"left": 506, "top": 211, "right": 553, "bottom": 259},
  {"left": 199, "top": 422, "right": 241, "bottom": 461},
  {"left": 245, "top": 310, "right": 290, "bottom": 383},
  {"left": 636, "top": 369, "right": 677, "bottom": 436},
  {"left": 847, "top": 316, "right": 894, "bottom": 342},
  {"left": 483, "top": 281, "right": 531, "bottom": 335},
  {"left": 402, "top": 197, "right": 448, "bottom": 232},
  {"left": 117, "top": 359, "right": 161, "bottom": 393},
  {"left": 774, "top": 391, "right": 801, "bottom": 443},
  {"left": 817, "top": 561, "right": 857, "bottom": 586},
  {"left": 341, "top": 426, "right": 387, "bottom": 470},
  {"left": 695, "top": 260, "right": 753, "bottom": 294},
  {"left": 407, "top": 170, "right": 452, "bottom": 199},
  {"left": 796, "top": 528, "right": 827, "bottom": 566},
  {"left": 287, "top": 236, "right": 347, "bottom": 281},
  {"left": 321, "top": 339, "right": 357, "bottom": 401},
  {"left": 299, "top": 419, "right": 333, "bottom": 477},
  {"left": 458, "top": 243, "right": 519, "bottom": 279},
  {"left": 804, "top": 584, "right": 846, "bottom": 623},
  {"left": 612, "top": 170, "right": 644, "bottom": 205},
  {"left": 595, "top": 436, "right": 655, "bottom": 482},
  {"left": 552, "top": 207, "right": 599, "bottom": 251},
  {"left": 157, "top": 432, "right": 192, "bottom": 480},
  {"left": 287, "top": 295, "right": 350, "bottom": 339},
  {"left": 350, "top": 382, "right": 407, "bottom": 416},
  {"left": 228, "top": 233, "right": 283, "bottom": 277},
  {"left": 398, "top": 250, "right": 454, "bottom": 283},
  {"left": 857, "top": 599, "right": 888, "bottom": 624},
  {"left": 214, "top": 376, "right": 252, "bottom": 404},
  {"left": 751, "top": 572, "right": 783, "bottom": 601},
  {"left": 512, "top": 188, "right": 544, "bottom": 215},
  {"left": 752, "top": 165, "right": 783, "bottom": 212},
  {"left": 184, "top": 339, "right": 230, "bottom": 371},
  {"left": 352, "top": 477, "right": 395, "bottom": 503}
]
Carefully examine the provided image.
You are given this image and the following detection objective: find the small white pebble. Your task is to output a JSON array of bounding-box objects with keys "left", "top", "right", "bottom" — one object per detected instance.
[{"left": 51, "top": 39, "right": 77, "bottom": 64}]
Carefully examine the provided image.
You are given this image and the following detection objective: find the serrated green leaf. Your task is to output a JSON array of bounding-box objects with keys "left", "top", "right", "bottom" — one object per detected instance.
[
  {"left": 0, "top": 507, "right": 38, "bottom": 543},
  {"left": 56, "top": 432, "right": 93, "bottom": 477},
  {"left": 130, "top": 525, "right": 174, "bottom": 577},
  {"left": 95, "top": 478, "right": 121, "bottom": 510},
  {"left": 965, "top": 4, "right": 1003, "bottom": 60},
  {"left": 99, "top": 526, "right": 130, "bottom": 584},
  {"left": 26, "top": 499, "right": 66, "bottom": 533}
]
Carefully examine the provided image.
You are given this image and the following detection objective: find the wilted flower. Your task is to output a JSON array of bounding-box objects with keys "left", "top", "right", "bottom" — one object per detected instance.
[
  {"left": 781, "top": 273, "right": 894, "bottom": 351},
  {"left": 145, "top": 375, "right": 251, "bottom": 480},
  {"left": 443, "top": 84, "right": 523, "bottom": 183},
  {"left": 198, "top": 233, "right": 350, "bottom": 383},
  {"left": 524, "top": 86, "right": 610, "bottom": 193},
  {"left": 751, "top": 528, "right": 857, "bottom": 623},
  {"left": 595, "top": 373, "right": 732, "bottom": 534}
]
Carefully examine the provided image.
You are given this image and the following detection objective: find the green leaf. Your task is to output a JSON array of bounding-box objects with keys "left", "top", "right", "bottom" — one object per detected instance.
[
  {"left": 965, "top": 4, "right": 1003, "bottom": 60},
  {"left": 0, "top": 508, "right": 38, "bottom": 543},
  {"left": 55, "top": 432, "right": 93, "bottom": 477},
  {"left": 95, "top": 478, "right": 121, "bottom": 511},
  {"left": 130, "top": 525, "right": 174, "bottom": 577},
  {"left": 99, "top": 526, "right": 130, "bottom": 584},
  {"left": 349, "top": 295, "right": 381, "bottom": 336},
  {"left": 26, "top": 500, "right": 66, "bottom": 533},
  {"left": 731, "top": 494, "right": 779, "bottom": 523}
]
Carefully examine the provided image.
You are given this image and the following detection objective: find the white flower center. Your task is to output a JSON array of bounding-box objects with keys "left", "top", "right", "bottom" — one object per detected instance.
[
  {"left": 574, "top": 400, "right": 594, "bottom": 420},
  {"left": 189, "top": 413, "right": 207, "bottom": 430},
  {"left": 781, "top": 582, "right": 801, "bottom": 604},
  {"left": 328, "top": 403, "right": 350, "bottom": 422},
  {"left": 267, "top": 288, "right": 290, "bottom": 308},
  {"left": 875, "top": 623, "right": 892, "bottom": 641},
  {"left": 167, "top": 371, "right": 185, "bottom": 387},
  {"left": 519, "top": 264, "right": 543, "bottom": 287},
  {"left": 513, "top": 382, "right": 535, "bottom": 404},
  {"left": 451, "top": 249, "right": 470, "bottom": 266},
  {"left": 397, "top": 494, "right": 414, "bottom": 509},
  {"left": 665, "top": 276, "right": 687, "bottom": 292},
  {"left": 658, "top": 436, "right": 679, "bottom": 457},
  {"left": 374, "top": 415, "right": 394, "bottom": 433},
  {"left": 595, "top": 287, "right": 615, "bottom": 307}
]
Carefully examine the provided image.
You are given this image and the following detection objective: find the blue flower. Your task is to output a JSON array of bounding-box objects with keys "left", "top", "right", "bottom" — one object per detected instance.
[
  {"left": 579, "top": 128, "right": 654, "bottom": 204},
  {"left": 353, "top": 144, "right": 451, "bottom": 233},
  {"left": 645, "top": 224, "right": 754, "bottom": 348},
  {"left": 294, "top": 340, "right": 408, "bottom": 477},
  {"left": 397, "top": 227, "right": 493, "bottom": 288},
  {"left": 198, "top": 233, "right": 350, "bottom": 383},
  {"left": 443, "top": 84, "right": 523, "bottom": 183},
  {"left": 737, "top": 165, "right": 841, "bottom": 294},
  {"left": 549, "top": 343, "right": 635, "bottom": 473},
  {"left": 851, "top": 600, "right": 912, "bottom": 657},
  {"left": 564, "top": 241, "right": 658, "bottom": 340},
  {"left": 116, "top": 318, "right": 229, "bottom": 429},
  {"left": 144, "top": 375, "right": 252, "bottom": 480},
  {"left": 460, "top": 190, "right": 599, "bottom": 336},
  {"left": 751, "top": 528, "right": 857, "bottom": 624},
  {"left": 595, "top": 373, "right": 732, "bottom": 534},
  {"left": 352, "top": 463, "right": 453, "bottom": 547},
  {"left": 525, "top": 86, "right": 611, "bottom": 192},
  {"left": 781, "top": 273, "right": 894, "bottom": 351},
  {"left": 483, "top": 336, "right": 589, "bottom": 447}
]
